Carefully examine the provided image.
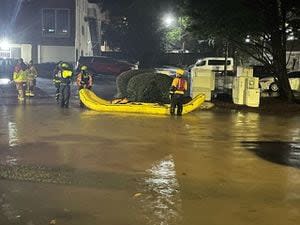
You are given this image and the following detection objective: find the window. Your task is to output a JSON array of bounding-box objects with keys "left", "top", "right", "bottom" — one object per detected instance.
[
  {"left": 208, "top": 60, "right": 231, "bottom": 66},
  {"left": 288, "top": 71, "right": 300, "bottom": 78},
  {"left": 82, "top": 26, "right": 85, "bottom": 36},
  {"left": 196, "top": 60, "right": 206, "bottom": 66},
  {"left": 42, "top": 8, "right": 70, "bottom": 37}
]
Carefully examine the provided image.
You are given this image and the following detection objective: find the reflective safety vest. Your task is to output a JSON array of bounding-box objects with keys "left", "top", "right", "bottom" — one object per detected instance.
[
  {"left": 13, "top": 70, "right": 27, "bottom": 82},
  {"left": 62, "top": 70, "right": 73, "bottom": 78},
  {"left": 171, "top": 77, "right": 187, "bottom": 95}
]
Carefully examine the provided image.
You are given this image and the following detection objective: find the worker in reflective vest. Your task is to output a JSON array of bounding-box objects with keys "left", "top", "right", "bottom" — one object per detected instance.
[
  {"left": 57, "top": 62, "right": 73, "bottom": 108},
  {"left": 13, "top": 58, "right": 28, "bottom": 101},
  {"left": 76, "top": 65, "right": 93, "bottom": 107},
  {"left": 26, "top": 60, "right": 38, "bottom": 97},
  {"left": 169, "top": 69, "right": 187, "bottom": 116},
  {"left": 53, "top": 61, "right": 64, "bottom": 103}
]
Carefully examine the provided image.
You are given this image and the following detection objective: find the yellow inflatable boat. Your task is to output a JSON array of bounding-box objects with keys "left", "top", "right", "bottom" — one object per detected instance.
[{"left": 79, "top": 89, "right": 205, "bottom": 115}]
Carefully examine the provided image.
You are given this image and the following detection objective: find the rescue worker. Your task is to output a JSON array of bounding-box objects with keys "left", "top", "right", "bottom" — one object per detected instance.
[
  {"left": 76, "top": 65, "right": 93, "bottom": 107},
  {"left": 13, "top": 58, "right": 28, "bottom": 101},
  {"left": 53, "top": 61, "right": 63, "bottom": 103},
  {"left": 169, "top": 69, "right": 187, "bottom": 116},
  {"left": 26, "top": 60, "right": 38, "bottom": 97},
  {"left": 55, "top": 62, "right": 73, "bottom": 108}
]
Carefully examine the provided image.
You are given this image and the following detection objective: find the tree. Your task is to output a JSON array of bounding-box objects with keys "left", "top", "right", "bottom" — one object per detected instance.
[
  {"left": 181, "top": 0, "right": 299, "bottom": 102},
  {"left": 100, "top": 0, "right": 175, "bottom": 67}
]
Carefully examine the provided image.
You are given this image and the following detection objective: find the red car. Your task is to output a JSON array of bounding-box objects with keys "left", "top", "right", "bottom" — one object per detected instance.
[{"left": 77, "top": 56, "right": 138, "bottom": 76}]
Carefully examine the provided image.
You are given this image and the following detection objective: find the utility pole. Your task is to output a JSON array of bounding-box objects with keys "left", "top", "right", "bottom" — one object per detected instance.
[{"left": 224, "top": 41, "right": 228, "bottom": 77}]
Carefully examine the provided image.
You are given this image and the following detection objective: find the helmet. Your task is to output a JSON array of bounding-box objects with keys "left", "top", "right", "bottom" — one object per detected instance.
[
  {"left": 61, "top": 63, "right": 70, "bottom": 69},
  {"left": 81, "top": 65, "right": 88, "bottom": 71},
  {"left": 176, "top": 69, "right": 185, "bottom": 76}
]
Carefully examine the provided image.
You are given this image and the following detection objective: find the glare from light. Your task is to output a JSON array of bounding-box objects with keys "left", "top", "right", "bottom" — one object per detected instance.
[
  {"left": 0, "top": 78, "right": 11, "bottom": 85},
  {"left": 163, "top": 14, "right": 175, "bottom": 27},
  {"left": 287, "top": 34, "right": 296, "bottom": 41},
  {"left": 245, "top": 35, "right": 251, "bottom": 43},
  {"left": 0, "top": 39, "right": 11, "bottom": 50}
]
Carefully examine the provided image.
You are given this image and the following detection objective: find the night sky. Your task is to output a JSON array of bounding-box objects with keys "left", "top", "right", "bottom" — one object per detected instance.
[{"left": 0, "top": 0, "right": 21, "bottom": 37}]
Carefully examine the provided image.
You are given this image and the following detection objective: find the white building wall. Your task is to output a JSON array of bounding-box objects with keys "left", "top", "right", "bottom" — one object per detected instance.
[
  {"left": 75, "top": 0, "right": 93, "bottom": 60},
  {"left": 20, "top": 44, "right": 32, "bottom": 63},
  {"left": 38, "top": 45, "right": 75, "bottom": 63}
]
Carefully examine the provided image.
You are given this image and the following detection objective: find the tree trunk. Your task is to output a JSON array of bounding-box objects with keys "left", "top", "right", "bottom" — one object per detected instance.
[
  {"left": 270, "top": 0, "right": 295, "bottom": 103},
  {"left": 271, "top": 33, "right": 295, "bottom": 103}
]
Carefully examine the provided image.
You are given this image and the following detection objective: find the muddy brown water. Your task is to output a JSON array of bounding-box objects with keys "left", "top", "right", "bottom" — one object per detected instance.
[{"left": 0, "top": 104, "right": 300, "bottom": 225}]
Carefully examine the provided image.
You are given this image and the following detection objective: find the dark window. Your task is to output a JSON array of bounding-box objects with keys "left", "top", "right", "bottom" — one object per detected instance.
[
  {"left": 81, "top": 26, "right": 85, "bottom": 36},
  {"left": 42, "top": 9, "right": 55, "bottom": 34},
  {"left": 208, "top": 60, "right": 231, "bottom": 66},
  {"left": 56, "top": 9, "right": 69, "bottom": 35},
  {"left": 288, "top": 71, "right": 300, "bottom": 78},
  {"left": 42, "top": 8, "right": 70, "bottom": 37}
]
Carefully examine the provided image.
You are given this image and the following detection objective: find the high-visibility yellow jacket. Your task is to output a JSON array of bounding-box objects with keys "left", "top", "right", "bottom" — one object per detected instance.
[
  {"left": 13, "top": 70, "right": 27, "bottom": 82},
  {"left": 13, "top": 64, "right": 28, "bottom": 82},
  {"left": 53, "top": 69, "right": 73, "bottom": 84},
  {"left": 62, "top": 70, "right": 73, "bottom": 78}
]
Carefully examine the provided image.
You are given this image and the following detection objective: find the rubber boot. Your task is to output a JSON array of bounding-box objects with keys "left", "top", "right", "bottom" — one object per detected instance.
[
  {"left": 55, "top": 93, "right": 60, "bottom": 104},
  {"left": 18, "top": 90, "right": 24, "bottom": 101},
  {"left": 170, "top": 107, "right": 175, "bottom": 116}
]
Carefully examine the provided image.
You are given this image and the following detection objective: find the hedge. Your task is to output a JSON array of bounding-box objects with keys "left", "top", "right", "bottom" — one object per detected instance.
[
  {"left": 116, "top": 69, "right": 155, "bottom": 98},
  {"left": 126, "top": 73, "right": 173, "bottom": 103}
]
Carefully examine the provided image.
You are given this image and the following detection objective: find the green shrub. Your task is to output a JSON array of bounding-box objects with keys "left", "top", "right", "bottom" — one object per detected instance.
[
  {"left": 116, "top": 69, "right": 155, "bottom": 98},
  {"left": 127, "top": 73, "right": 173, "bottom": 103}
]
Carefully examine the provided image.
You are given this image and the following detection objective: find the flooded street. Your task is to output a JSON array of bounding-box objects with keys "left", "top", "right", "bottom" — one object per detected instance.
[{"left": 0, "top": 79, "right": 300, "bottom": 225}]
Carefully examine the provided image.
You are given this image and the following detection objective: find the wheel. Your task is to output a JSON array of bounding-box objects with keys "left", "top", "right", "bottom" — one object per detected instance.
[{"left": 269, "top": 82, "right": 279, "bottom": 92}]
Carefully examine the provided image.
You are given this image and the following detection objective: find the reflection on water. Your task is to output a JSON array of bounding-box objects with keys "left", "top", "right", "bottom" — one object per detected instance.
[
  {"left": 243, "top": 141, "right": 300, "bottom": 168},
  {"left": 5, "top": 156, "right": 17, "bottom": 166},
  {"left": 8, "top": 122, "right": 18, "bottom": 147},
  {"left": 140, "top": 155, "right": 182, "bottom": 225},
  {"left": 0, "top": 194, "right": 21, "bottom": 223}
]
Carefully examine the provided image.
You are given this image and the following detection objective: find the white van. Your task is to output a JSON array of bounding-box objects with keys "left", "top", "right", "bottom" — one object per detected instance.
[{"left": 194, "top": 57, "right": 234, "bottom": 71}]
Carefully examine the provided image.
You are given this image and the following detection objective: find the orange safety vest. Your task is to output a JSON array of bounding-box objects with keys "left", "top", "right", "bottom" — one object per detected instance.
[
  {"left": 171, "top": 77, "right": 187, "bottom": 94},
  {"left": 77, "top": 73, "right": 93, "bottom": 87}
]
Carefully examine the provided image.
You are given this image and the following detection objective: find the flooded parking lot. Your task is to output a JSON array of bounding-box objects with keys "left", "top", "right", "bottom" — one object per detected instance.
[{"left": 0, "top": 99, "right": 299, "bottom": 225}]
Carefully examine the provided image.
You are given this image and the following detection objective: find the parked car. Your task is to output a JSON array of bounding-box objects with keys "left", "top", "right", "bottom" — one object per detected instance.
[
  {"left": 259, "top": 71, "right": 300, "bottom": 92},
  {"left": 155, "top": 66, "right": 188, "bottom": 77},
  {"left": 76, "top": 56, "right": 138, "bottom": 76},
  {"left": 193, "top": 57, "right": 234, "bottom": 72},
  {"left": 0, "top": 58, "right": 17, "bottom": 83}
]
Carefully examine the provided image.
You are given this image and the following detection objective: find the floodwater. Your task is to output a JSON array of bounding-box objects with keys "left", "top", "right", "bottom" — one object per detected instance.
[{"left": 1, "top": 84, "right": 300, "bottom": 225}]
